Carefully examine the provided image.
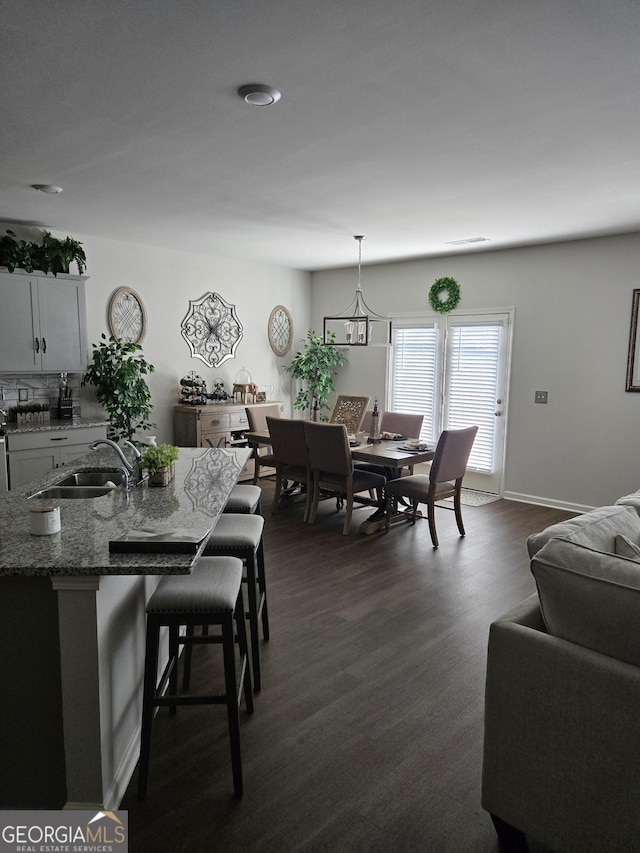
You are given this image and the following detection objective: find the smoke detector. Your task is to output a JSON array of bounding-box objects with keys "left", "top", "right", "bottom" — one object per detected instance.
[{"left": 237, "top": 84, "right": 281, "bottom": 106}]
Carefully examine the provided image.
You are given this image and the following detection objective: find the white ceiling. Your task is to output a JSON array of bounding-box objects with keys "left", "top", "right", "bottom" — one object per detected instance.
[{"left": 2, "top": 0, "right": 640, "bottom": 271}]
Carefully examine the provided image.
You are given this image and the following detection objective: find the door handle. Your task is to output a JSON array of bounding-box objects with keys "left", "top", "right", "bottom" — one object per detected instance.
[
  {"left": 42, "top": 337, "right": 47, "bottom": 353},
  {"left": 35, "top": 338, "right": 40, "bottom": 353}
]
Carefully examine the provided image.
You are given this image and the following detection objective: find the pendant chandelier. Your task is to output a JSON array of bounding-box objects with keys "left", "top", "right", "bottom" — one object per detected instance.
[{"left": 323, "top": 235, "right": 392, "bottom": 347}]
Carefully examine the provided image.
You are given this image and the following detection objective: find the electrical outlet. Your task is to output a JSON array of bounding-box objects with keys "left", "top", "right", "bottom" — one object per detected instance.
[{"left": 535, "top": 390, "right": 548, "bottom": 404}]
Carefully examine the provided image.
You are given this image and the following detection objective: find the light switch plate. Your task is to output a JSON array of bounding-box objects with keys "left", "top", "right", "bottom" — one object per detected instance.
[{"left": 535, "top": 390, "right": 548, "bottom": 404}]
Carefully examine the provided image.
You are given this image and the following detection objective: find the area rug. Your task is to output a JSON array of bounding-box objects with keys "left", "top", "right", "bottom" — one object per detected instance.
[{"left": 445, "top": 489, "right": 501, "bottom": 507}]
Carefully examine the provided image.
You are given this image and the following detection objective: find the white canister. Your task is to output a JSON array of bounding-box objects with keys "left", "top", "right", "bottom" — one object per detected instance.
[{"left": 30, "top": 504, "right": 61, "bottom": 536}]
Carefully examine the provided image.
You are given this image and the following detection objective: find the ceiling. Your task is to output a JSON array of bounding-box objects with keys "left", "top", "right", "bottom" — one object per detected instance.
[{"left": 2, "top": 0, "right": 640, "bottom": 271}]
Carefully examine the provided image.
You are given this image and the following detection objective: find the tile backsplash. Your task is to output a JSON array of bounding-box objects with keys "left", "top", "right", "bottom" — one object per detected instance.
[{"left": 0, "top": 373, "right": 81, "bottom": 418}]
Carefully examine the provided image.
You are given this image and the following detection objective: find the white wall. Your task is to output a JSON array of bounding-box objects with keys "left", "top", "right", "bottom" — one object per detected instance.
[
  {"left": 52, "top": 230, "right": 311, "bottom": 441},
  {"left": 311, "top": 233, "right": 640, "bottom": 510}
]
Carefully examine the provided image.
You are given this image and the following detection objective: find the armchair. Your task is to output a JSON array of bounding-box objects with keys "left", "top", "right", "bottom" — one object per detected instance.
[{"left": 482, "top": 594, "right": 640, "bottom": 853}]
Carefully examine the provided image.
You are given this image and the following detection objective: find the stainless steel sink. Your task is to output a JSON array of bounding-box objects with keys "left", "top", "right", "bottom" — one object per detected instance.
[
  {"left": 29, "top": 485, "right": 116, "bottom": 500},
  {"left": 55, "top": 471, "right": 126, "bottom": 487}
]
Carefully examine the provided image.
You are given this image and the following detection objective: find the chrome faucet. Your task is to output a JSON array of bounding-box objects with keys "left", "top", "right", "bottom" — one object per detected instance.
[
  {"left": 123, "top": 439, "right": 142, "bottom": 460},
  {"left": 89, "top": 438, "right": 138, "bottom": 489}
]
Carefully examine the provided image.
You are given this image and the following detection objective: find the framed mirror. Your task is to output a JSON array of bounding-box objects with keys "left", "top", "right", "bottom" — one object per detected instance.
[{"left": 626, "top": 289, "right": 640, "bottom": 391}]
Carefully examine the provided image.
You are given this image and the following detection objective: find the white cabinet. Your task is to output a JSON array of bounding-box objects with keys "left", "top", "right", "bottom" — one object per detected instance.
[
  {"left": 0, "top": 269, "right": 88, "bottom": 372},
  {"left": 6, "top": 425, "right": 107, "bottom": 489}
]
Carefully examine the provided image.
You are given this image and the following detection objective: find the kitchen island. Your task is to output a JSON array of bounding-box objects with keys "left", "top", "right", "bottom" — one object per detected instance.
[{"left": 0, "top": 445, "right": 250, "bottom": 810}]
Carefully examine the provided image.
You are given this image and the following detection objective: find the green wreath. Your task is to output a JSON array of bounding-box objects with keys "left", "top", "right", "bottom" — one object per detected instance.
[{"left": 428, "top": 276, "right": 460, "bottom": 314}]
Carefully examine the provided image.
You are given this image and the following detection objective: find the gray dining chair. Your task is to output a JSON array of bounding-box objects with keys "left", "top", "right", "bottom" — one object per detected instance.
[
  {"left": 304, "top": 421, "right": 386, "bottom": 535},
  {"left": 245, "top": 404, "right": 280, "bottom": 483},
  {"left": 266, "top": 415, "right": 312, "bottom": 520},
  {"left": 384, "top": 425, "right": 478, "bottom": 547}
]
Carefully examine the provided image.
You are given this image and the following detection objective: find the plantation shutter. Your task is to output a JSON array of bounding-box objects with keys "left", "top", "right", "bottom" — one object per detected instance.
[
  {"left": 390, "top": 325, "right": 438, "bottom": 442},
  {"left": 444, "top": 323, "right": 501, "bottom": 473}
]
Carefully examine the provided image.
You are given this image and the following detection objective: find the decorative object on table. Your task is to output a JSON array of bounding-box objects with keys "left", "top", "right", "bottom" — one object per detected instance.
[
  {"left": 268, "top": 305, "right": 293, "bottom": 356},
  {"left": 284, "top": 329, "right": 348, "bottom": 420},
  {"left": 0, "top": 228, "right": 86, "bottom": 276},
  {"left": 56, "top": 372, "right": 73, "bottom": 419},
  {"left": 181, "top": 292, "right": 243, "bottom": 368},
  {"left": 232, "top": 367, "right": 259, "bottom": 403},
  {"left": 626, "top": 289, "right": 640, "bottom": 391},
  {"left": 330, "top": 394, "right": 371, "bottom": 435},
  {"left": 139, "top": 444, "right": 180, "bottom": 486},
  {"left": 368, "top": 398, "right": 382, "bottom": 444},
  {"left": 108, "top": 287, "right": 147, "bottom": 344},
  {"left": 323, "top": 235, "right": 392, "bottom": 347},
  {"left": 179, "top": 371, "right": 207, "bottom": 405},
  {"left": 82, "top": 334, "right": 156, "bottom": 442},
  {"left": 210, "top": 377, "right": 228, "bottom": 402},
  {"left": 428, "top": 276, "right": 461, "bottom": 314}
]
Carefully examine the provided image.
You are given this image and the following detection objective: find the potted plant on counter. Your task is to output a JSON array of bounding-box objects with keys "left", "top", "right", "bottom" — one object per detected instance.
[{"left": 139, "top": 444, "right": 180, "bottom": 486}]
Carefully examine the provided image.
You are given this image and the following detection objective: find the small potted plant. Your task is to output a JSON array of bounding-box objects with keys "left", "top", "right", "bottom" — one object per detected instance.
[{"left": 139, "top": 444, "right": 180, "bottom": 486}]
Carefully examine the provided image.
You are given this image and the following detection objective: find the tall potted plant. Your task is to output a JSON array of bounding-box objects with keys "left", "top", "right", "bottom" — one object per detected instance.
[
  {"left": 82, "top": 334, "right": 156, "bottom": 442},
  {"left": 284, "top": 329, "right": 347, "bottom": 419}
]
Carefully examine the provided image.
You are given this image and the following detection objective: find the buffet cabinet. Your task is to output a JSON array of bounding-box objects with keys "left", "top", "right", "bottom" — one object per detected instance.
[{"left": 173, "top": 402, "right": 282, "bottom": 480}]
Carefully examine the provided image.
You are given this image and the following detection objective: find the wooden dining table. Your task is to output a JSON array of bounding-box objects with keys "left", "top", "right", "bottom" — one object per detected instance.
[{"left": 244, "top": 429, "right": 435, "bottom": 534}]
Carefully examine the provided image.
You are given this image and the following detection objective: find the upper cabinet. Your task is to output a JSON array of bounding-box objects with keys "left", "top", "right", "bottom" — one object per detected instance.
[{"left": 0, "top": 269, "right": 88, "bottom": 372}]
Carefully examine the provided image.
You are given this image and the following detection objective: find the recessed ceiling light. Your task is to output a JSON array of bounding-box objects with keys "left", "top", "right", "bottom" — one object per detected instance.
[
  {"left": 32, "top": 184, "right": 63, "bottom": 194},
  {"left": 445, "top": 237, "right": 490, "bottom": 246},
  {"left": 237, "top": 84, "right": 281, "bottom": 106}
]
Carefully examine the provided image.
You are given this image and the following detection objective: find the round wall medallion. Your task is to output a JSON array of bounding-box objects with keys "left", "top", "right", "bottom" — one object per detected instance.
[
  {"left": 268, "top": 305, "right": 293, "bottom": 356},
  {"left": 108, "top": 287, "right": 147, "bottom": 344}
]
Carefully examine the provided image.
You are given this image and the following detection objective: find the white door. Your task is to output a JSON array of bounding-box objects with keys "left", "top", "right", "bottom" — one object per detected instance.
[{"left": 388, "top": 310, "right": 513, "bottom": 495}]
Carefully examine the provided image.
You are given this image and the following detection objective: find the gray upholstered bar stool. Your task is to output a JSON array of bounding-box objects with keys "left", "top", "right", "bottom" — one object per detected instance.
[
  {"left": 137, "top": 556, "right": 253, "bottom": 800},
  {"left": 204, "top": 513, "right": 269, "bottom": 691},
  {"left": 223, "top": 484, "right": 262, "bottom": 515}
]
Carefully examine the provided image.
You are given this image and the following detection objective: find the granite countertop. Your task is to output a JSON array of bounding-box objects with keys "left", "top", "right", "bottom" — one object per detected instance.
[
  {"left": 0, "top": 446, "right": 250, "bottom": 577},
  {"left": 1, "top": 417, "right": 109, "bottom": 435}
]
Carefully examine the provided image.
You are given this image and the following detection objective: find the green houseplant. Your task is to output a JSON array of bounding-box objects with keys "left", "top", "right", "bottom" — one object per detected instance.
[
  {"left": 283, "top": 329, "right": 347, "bottom": 419},
  {"left": 139, "top": 444, "right": 180, "bottom": 486},
  {"left": 82, "top": 334, "right": 155, "bottom": 442},
  {"left": 0, "top": 229, "right": 87, "bottom": 275}
]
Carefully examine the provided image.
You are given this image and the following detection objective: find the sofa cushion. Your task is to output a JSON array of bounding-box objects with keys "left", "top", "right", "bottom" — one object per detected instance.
[
  {"left": 616, "top": 491, "right": 640, "bottom": 516},
  {"left": 527, "top": 504, "right": 640, "bottom": 558},
  {"left": 615, "top": 534, "right": 640, "bottom": 561},
  {"left": 531, "top": 535, "right": 640, "bottom": 667}
]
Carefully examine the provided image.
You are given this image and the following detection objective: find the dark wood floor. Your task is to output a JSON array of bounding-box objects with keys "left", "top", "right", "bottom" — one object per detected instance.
[{"left": 121, "top": 483, "right": 574, "bottom": 852}]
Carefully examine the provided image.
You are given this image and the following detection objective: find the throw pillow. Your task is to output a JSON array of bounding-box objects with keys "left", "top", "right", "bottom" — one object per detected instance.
[
  {"left": 526, "top": 505, "right": 640, "bottom": 558},
  {"left": 531, "top": 536, "right": 640, "bottom": 668},
  {"left": 615, "top": 534, "right": 640, "bottom": 561}
]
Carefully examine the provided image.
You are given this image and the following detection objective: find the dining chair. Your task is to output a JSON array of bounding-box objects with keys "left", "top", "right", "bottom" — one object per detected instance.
[
  {"left": 381, "top": 411, "right": 424, "bottom": 441},
  {"left": 355, "top": 410, "right": 425, "bottom": 482},
  {"left": 329, "top": 395, "right": 370, "bottom": 435},
  {"left": 384, "top": 425, "right": 478, "bottom": 547},
  {"left": 245, "top": 404, "right": 281, "bottom": 483},
  {"left": 266, "top": 415, "right": 312, "bottom": 520},
  {"left": 304, "top": 421, "right": 386, "bottom": 535}
]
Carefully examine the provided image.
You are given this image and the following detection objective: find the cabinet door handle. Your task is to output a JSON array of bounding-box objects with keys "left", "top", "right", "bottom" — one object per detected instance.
[
  {"left": 50, "top": 436, "right": 69, "bottom": 441},
  {"left": 35, "top": 337, "right": 40, "bottom": 353},
  {"left": 42, "top": 337, "right": 47, "bottom": 353}
]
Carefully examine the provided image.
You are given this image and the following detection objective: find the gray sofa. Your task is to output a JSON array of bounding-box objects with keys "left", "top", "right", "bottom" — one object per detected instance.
[{"left": 481, "top": 502, "right": 640, "bottom": 853}]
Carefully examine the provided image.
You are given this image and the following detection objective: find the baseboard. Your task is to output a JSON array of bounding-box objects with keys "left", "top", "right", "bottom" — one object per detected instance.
[
  {"left": 503, "top": 491, "right": 594, "bottom": 515},
  {"left": 104, "top": 724, "right": 142, "bottom": 810}
]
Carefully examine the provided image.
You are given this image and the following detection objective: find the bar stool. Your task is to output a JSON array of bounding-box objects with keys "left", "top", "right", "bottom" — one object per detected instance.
[
  {"left": 137, "top": 556, "right": 253, "bottom": 800},
  {"left": 204, "top": 514, "right": 269, "bottom": 691},
  {"left": 223, "top": 484, "right": 262, "bottom": 515}
]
